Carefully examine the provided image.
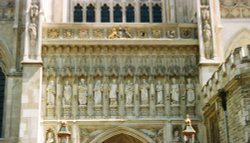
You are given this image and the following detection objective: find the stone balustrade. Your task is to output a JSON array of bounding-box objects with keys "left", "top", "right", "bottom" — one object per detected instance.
[
  {"left": 42, "top": 23, "right": 198, "bottom": 45},
  {"left": 202, "top": 46, "right": 250, "bottom": 103}
]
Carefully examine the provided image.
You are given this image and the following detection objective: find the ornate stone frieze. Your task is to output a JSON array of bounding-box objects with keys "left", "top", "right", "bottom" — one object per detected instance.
[
  {"left": 220, "top": 1, "right": 250, "bottom": 18},
  {"left": 42, "top": 23, "right": 198, "bottom": 41}
]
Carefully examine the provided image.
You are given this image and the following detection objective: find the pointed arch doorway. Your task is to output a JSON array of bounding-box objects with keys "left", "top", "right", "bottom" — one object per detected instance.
[
  {"left": 103, "top": 133, "right": 143, "bottom": 143},
  {"left": 90, "top": 126, "right": 154, "bottom": 143}
]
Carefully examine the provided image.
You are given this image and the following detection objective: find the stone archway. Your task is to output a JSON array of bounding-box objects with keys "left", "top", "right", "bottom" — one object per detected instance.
[
  {"left": 225, "top": 29, "right": 250, "bottom": 58},
  {"left": 103, "top": 133, "right": 143, "bottom": 143},
  {"left": 90, "top": 126, "right": 155, "bottom": 143}
]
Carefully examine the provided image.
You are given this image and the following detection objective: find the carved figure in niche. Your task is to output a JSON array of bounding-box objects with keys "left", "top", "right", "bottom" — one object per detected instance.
[
  {"left": 29, "top": 23, "right": 37, "bottom": 41},
  {"left": 94, "top": 80, "right": 103, "bottom": 105},
  {"left": 125, "top": 80, "right": 134, "bottom": 105},
  {"left": 203, "top": 20, "right": 213, "bottom": 59},
  {"left": 173, "top": 130, "right": 182, "bottom": 143},
  {"left": 201, "top": 7, "right": 213, "bottom": 59},
  {"left": 171, "top": 77, "right": 180, "bottom": 105},
  {"left": 63, "top": 80, "right": 72, "bottom": 105},
  {"left": 156, "top": 81, "right": 163, "bottom": 104},
  {"left": 46, "top": 130, "right": 55, "bottom": 143},
  {"left": 186, "top": 78, "right": 195, "bottom": 105},
  {"left": 109, "top": 79, "right": 118, "bottom": 105},
  {"left": 46, "top": 80, "right": 56, "bottom": 105},
  {"left": 30, "top": 2, "right": 39, "bottom": 23},
  {"left": 78, "top": 78, "right": 88, "bottom": 105},
  {"left": 140, "top": 79, "right": 149, "bottom": 105}
]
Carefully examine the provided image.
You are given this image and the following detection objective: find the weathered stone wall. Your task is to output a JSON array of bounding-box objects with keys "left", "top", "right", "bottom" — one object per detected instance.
[{"left": 202, "top": 46, "right": 250, "bottom": 143}]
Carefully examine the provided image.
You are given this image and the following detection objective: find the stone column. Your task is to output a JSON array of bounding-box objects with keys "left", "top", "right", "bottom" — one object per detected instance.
[
  {"left": 169, "top": 0, "right": 175, "bottom": 23},
  {"left": 162, "top": 0, "right": 167, "bottom": 23},
  {"left": 149, "top": 3, "right": 153, "bottom": 23},
  {"left": 110, "top": 3, "right": 114, "bottom": 23},
  {"left": 135, "top": 2, "right": 140, "bottom": 22},
  {"left": 62, "top": 0, "right": 69, "bottom": 22},
  {"left": 96, "top": 2, "right": 101, "bottom": 23},
  {"left": 71, "top": 123, "right": 80, "bottom": 143},
  {"left": 72, "top": 81, "right": 78, "bottom": 119},
  {"left": 164, "top": 122, "right": 173, "bottom": 143}
]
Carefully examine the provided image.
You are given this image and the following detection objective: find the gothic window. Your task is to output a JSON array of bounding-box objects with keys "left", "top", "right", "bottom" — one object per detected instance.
[
  {"left": 140, "top": 4, "right": 149, "bottom": 22},
  {"left": 126, "top": 4, "right": 134, "bottom": 22},
  {"left": 0, "top": 68, "right": 5, "bottom": 137},
  {"left": 86, "top": 4, "right": 95, "bottom": 22},
  {"left": 101, "top": 4, "right": 110, "bottom": 22},
  {"left": 74, "top": 3, "right": 83, "bottom": 22},
  {"left": 113, "top": 4, "right": 122, "bottom": 22},
  {"left": 153, "top": 4, "right": 162, "bottom": 23}
]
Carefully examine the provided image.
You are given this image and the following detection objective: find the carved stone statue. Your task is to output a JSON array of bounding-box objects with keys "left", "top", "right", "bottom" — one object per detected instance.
[
  {"left": 46, "top": 80, "right": 56, "bottom": 105},
  {"left": 156, "top": 81, "right": 163, "bottom": 104},
  {"left": 46, "top": 130, "right": 55, "bottom": 143},
  {"left": 29, "top": 23, "right": 37, "bottom": 41},
  {"left": 78, "top": 78, "right": 88, "bottom": 105},
  {"left": 30, "top": 3, "right": 39, "bottom": 23},
  {"left": 140, "top": 79, "right": 149, "bottom": 105},
  {"left": 94, "top": 80, "right": 103, "bottom": 105},
  {"left": 201, "top": 7, "right": 213, "bottom": 59},
  {"left": 173, "top": 130, "right": 182, "bottom": 143},
  {"left": 186, "top": 78, "right": 195, "bottom": 105},
  {"left": 63, "top": 80, "right": 72, "bottom": 105},
  {"left": 171, "top": 77, "right": 180, "bottom": 105},
  {"left": 109, "top": 79, "right": 118, "bottom": 105},
  {"left": 203, "top": 20, "right": 213, "bottom": 59},
  {"left": 125, "top": 80, "right": 134, "bottom": 105}
]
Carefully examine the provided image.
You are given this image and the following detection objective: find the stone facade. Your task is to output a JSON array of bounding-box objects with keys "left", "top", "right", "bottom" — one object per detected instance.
[{"left": 0, "top": 0, "right": 249, "bottom": 143}]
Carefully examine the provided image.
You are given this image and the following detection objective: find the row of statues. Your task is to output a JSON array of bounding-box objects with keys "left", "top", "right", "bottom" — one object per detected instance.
[{"left": 46, "top": 77, "right": 196, "bottom": 107}]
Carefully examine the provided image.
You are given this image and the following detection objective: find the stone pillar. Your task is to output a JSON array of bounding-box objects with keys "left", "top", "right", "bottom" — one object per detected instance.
[
  {"left": 71, "top": 123, "right": 80, "bottom": 143},
  {"left": 149, "top": 3, "right": 153, "bottom": 23},
  {"left": 19, "top": 62, "right": 43, "bottom": 143},
  {"left": 162, "top": 0, "right": 168, "bottom": 23},
  {"left": 96, "top": 2, "right": 101, "bottom": 23},
  {"left": 164, "top": 122, "right": 173, "bottom": 143},
  {"left": 62, "top": 0, "right": 69, "bottom": 22},
  {"left": 135, "top": 2, "right": 140, "bottom": 22},
  {"left": 169, "top": 0, "right": 176, "bottom": 23},
  {"left": 110, "top": 3, "right": 114, "bottom": 23},
  {"left": 72, "top": 81, "right": 78, "bottom": 119}
]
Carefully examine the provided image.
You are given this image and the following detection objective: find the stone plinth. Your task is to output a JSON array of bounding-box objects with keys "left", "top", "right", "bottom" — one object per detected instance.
[
  {"left": 125, "top": 105, "right": 134, "bottom": 116},
  {"left": 46, "top": 105, "right": 55, "bottom": 119},
  {"left": 140, "top": 105, "right": 149, "bottom": 117},
  {"left": 156, "top": 104, "right": 165, "bottom": 116},
  {"left": 171, "top": 104, "right": 180, "bottom": 117},
  {"left": 110, "top": 105, "right": 118, "bottom": 116},
  {"left": 79, "top": 105, "right": 87, "bottom": 118},
  {"left": 94, "top": 105, "right": 103, "bottom": 116},
  {"left": 63, "top": 105, "right": 71, "bottom": 119}
]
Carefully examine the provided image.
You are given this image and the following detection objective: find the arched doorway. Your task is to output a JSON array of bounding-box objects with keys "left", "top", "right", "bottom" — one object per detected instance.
[
  {"left": 103, "top": 133, "right": 143, "bottom": 143},
  {"left": 90, "top": 126, "right": 154, "bottom": 143}
]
